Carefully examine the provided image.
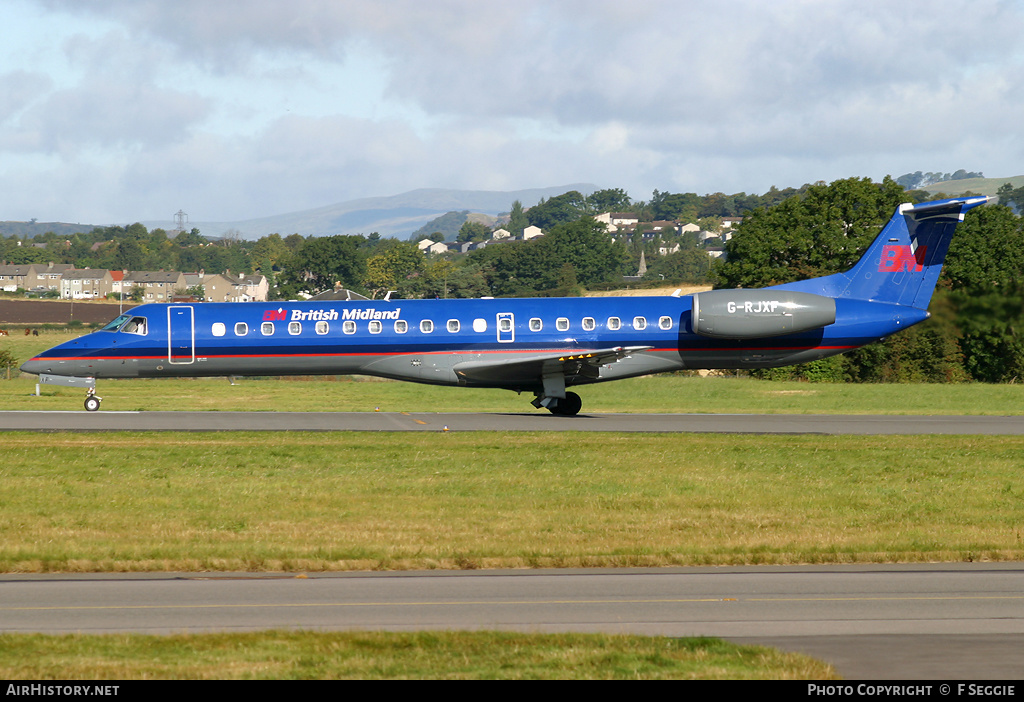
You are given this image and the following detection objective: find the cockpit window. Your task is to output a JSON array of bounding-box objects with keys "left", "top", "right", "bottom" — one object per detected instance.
[
  {"left": 100, "top": 314, "right": 132, "bottom": 332},
  {"left": 121, "top": 317, "right": 147, "bottom": 335}
]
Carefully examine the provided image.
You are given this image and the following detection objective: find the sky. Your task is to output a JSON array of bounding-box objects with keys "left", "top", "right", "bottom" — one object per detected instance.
[{"left": 2, "top": 0, "right": 1022, "bottom": 226}]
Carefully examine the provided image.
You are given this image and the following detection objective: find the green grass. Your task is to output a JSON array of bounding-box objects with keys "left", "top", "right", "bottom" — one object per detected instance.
[
  {"left": 6, "top": 369, "right": 1024, "bottom": 416},
  {"left": 0, "top": 631, "right": 836, "bottom": 679},
  {"left": 2, "top": 432, "right": 1023, "bottom": 572}
]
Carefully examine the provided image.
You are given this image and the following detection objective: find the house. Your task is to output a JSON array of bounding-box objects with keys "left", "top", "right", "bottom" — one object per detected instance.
[
  {"left": 0, "top": 264, "right": 38, "bottom": 292},
  {"left": 0, "top": 263, "right": 75, "bottom": 292},
  {"left": 202, "top": 271, "right": 269, "bottom": 302},
  {"left": 422, "top": 241, "right": 448, "bottom": 255},
  {"left": 60, "top": 269, "right": 115, "bottom": 299},
  {"left": 124, "top": 271, "right": 187, "bottom": 302},
  {"left": 522, "top": 225, "right": 543, "bottom": 240}
]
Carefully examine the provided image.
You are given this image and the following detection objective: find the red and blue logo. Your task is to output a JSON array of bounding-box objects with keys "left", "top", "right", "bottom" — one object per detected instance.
[
  {"left": 878, "top": 244, "right": 926, "bottom": 273},
  {"left": 262, "top": 308, "right": 287, "bottom": 321}
]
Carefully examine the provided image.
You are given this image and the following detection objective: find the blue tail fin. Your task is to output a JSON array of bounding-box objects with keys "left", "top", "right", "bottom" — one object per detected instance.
[{"left": 776, "top": 195, "right": 990, "bottom": 308}]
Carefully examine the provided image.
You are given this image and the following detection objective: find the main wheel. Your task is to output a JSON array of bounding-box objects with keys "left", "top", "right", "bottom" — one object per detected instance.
[
  {"left": 84, "top": 396, "right": 101, "bottom": 412},
  {"left": 548, "top": 391, "right": 582, "bottom": 417}
]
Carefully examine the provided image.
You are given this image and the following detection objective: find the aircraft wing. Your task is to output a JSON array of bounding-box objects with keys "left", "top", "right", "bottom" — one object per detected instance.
[{"left": 452, "top": 346, "right": 653, "bottom": 386}]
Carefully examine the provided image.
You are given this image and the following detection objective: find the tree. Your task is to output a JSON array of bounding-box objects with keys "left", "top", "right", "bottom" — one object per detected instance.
[
  {"left": 174, "top": 228, "right": 207, "bottom": 247},
  {"left": 526, "top": 191, "right": 588, "bottom": 231},
  {"left": 250, "top": 233, "right": 290, "bottom": 269},
  {"left": 112, "top": 239, "right": 145, "bottom": 271},
  {"left": 942, "top": 204, "right": 1024, "bottom": 382},
  {"left": 650, "top": 190, "right": 701, "bottom": 221},
  {"left": 997, "top": 182, "right": 1024, "bottom": 213},
  {"left": 473, "top": 217, "right": 627, "bottom": 295},
  {"left": 364, "top": 241, "right": 425, "bottom": 297},
  {"left": 644, "top": 248, "right": 714, "bottom": 284},
  {"left": 507, "top": 200, "right": 529, "bottom": 238},
  {"left": 0, "top": 346, "right": 18, "bottom": 380},
  {"left": 586, "top": 188, "right": 631, "bottom": 214},
  {"left": 280, "top": 235, "right": 367, "bottom": 295},
  {"left": 716, "top": 176, "right": 906, "bottom": 289},
  {"left": 457, "top": 220, "right": 490, "bottom": 243}
]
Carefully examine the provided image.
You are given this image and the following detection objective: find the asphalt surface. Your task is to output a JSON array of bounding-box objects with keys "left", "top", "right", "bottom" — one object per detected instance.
[
  {"left": 2, "top": 410, "right": 1024, "bottom": 433},
  {"left": 5, "top": 410, "right": 1023, "bottom": 679},
  {"left": 3, "top": 565, "right": 1023, "bottom": 679}
]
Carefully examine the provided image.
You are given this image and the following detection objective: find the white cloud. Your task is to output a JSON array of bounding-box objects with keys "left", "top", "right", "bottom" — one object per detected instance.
[{"left": 4, "top": 0, "right": 1023, "bottom": 223}]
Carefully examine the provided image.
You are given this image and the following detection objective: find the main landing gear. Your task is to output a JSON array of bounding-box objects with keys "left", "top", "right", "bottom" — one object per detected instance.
[
  {"left": 84, "top": 389, "right": 102, "bottom": 412},
  {"left": 532, "top": 391, "right": 582, "bottom": 417}
]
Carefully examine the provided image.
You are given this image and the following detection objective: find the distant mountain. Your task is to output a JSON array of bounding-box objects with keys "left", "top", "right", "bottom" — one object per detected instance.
[
  {"left": 143, "top": 184, "right": 598, "bottom": 240},
  {"left": 0, "top": 221, "right": 96, "bottom": 238}
]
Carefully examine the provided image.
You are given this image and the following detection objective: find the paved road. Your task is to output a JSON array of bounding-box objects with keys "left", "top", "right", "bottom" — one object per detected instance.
[
  {"left": 3, "top": 564, "right": 1023, "bottom": 679},
  {"left": 3, "top": 410, "right": 1024, "bottom": 434}
]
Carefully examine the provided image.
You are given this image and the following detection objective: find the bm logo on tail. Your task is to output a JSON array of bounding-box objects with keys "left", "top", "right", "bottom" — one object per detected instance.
[{"left": 879, "top": 244, "right": 926, "bottom": 273}]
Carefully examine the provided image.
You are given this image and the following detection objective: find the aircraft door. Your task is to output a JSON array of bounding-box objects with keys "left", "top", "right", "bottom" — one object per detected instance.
[
  {"left": 497, "top": 313, "right": 514, "bottom": 343},
  {"left": 167, "top": 305, "right": 195, "bottom": 364}
]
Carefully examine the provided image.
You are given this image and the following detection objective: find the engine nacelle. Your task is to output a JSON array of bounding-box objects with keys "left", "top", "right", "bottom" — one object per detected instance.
[{"left": 691, "top": 289, "right": 836, "bottom": 339}]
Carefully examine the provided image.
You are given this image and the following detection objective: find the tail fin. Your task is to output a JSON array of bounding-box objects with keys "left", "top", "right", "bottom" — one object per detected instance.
[{"left": 777, "top": 195, "right": 991, "bottom": 308}]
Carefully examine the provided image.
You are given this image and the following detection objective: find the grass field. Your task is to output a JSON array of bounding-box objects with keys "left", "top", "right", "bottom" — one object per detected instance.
[
  {"left": 0, "top": 631, "right": 836, "bottom": 680},
  {"left": 3, "top": 431, "right": 1023, "bottom": 572}
]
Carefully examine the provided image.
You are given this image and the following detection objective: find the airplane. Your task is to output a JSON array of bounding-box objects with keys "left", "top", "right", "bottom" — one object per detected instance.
[{"left": 21, "top": 195, "right": 990, "bottom": 415}]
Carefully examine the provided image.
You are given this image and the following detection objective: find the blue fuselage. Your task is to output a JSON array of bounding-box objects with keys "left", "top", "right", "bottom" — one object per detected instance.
[{"left": 22, "top": 294, "right": 925, "bottom": 392}]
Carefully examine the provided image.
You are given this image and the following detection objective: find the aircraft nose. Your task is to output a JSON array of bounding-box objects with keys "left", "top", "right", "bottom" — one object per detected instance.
[{"left": 19, "top": 358, "right": 47, "bottom": 376}]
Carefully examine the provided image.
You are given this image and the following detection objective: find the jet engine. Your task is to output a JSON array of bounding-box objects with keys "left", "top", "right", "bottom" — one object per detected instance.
[{"left": 691, "top": 289, "right": 836, "bottom": 339}]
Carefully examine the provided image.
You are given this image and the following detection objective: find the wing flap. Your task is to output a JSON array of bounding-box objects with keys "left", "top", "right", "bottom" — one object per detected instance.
[{"left": 453, "top": 346, "right": 653, "bottom": 386}]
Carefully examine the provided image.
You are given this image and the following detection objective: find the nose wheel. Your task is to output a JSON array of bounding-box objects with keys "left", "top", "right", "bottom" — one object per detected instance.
[{"left": 84, "top": 392, "right": 102, "bottom": 412}]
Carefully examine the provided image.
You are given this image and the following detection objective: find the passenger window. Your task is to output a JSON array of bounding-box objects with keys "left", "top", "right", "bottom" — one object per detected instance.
[
  {"left": 529, "top": 318, "right": 543, "bottom": 332},
  {"left": 473, "top": 318, "right": 487, "bottom": 333},
  {"left": 315, "top": 321, "right": 329, "bottom": 335},
  {"left": 447, "top": 319, "right": 460, "bottom": 333},
  {"left": 343, "top": 320, "right": 356, "bottom": 334},
  {"left": 659, "top": 316, "right": 673, "bottom": 330},
  {"left": 633, "top": 316, "right": 647, "bottom": 330},
  {"left": 261, "top": 322, "right": 275, "bottom": 336},
  {"left": 607, "top": 317, "right": 621, "bottom": 331},
  {"left": 369, "top": 320, "right": 382, "bottom": 334},
  {"left": 420, "top": 319, "right": 434, "bottom": 333},
  {"left": 556, "top": 317, "right": 569, "bottom": 332},
  {"left": 499, "top": 317, "right": 512, "bottom": 333},
  {"left": 235, "top": 322, "right": 248, "bottom": 336},
  {"left": 582, "top": 317, "right": 595, "bottom": 331},
  {"left": 212, "top": 322, "right": 226, "bottom": 337},
  {"left": 395, "top": 320, "right": 408, "bottom": 334},
  {"left": 289, "top": 321, "right": 301, "bottom": 335}
]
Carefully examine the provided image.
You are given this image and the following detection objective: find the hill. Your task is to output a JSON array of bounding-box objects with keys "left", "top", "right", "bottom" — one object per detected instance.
[
  {"left": 0, "top": 221, "right": 96, "bottom": 238},
  {"left": 923, "top": 175, "right": 1024, "bottom": 197},
  {"left": 143, "top": 184, "right": 597, "bottom": 240}
]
